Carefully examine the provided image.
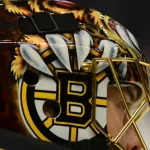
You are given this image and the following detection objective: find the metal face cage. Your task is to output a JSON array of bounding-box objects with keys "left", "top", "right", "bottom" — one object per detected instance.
[{"left": 82, "top": 58, "right": 150, "bottom": 150}]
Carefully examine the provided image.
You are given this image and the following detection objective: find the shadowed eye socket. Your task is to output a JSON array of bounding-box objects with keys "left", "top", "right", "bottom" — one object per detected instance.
[
  {"left": 122, "top": 84, "right": 143, "bottom": 107},
  {"left": 115, "top": 101, "right": 125, "bottom": 112},
  {"left": 107, "top": 82, "right": 143, "bottom": 109}
]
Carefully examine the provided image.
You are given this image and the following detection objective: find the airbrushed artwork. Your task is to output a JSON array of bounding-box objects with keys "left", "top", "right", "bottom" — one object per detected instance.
[{"left": 0, "top": 0, "right": 150, "bottom": 150}]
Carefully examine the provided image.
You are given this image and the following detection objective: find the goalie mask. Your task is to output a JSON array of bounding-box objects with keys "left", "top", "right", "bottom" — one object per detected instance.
[{"left": 0, "top": 0, "right": 150, "bottom": 150}]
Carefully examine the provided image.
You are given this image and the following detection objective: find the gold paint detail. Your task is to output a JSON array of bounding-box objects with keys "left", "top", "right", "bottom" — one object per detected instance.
[
  {"left": 74, "top": 57, "right": 78, "bottom": 70},
  {"left": 70, "top": 127, "right": 77, "bottom": 142},
  {"left": 54, "top": 118, "right": 92, "bottom": 128},
  {"left": 24, "top": 35, "right": 49, "bottom": 50},
  {"left": 81, "top": 62, "right": 92, "bottom": 72},
  {"left": 96, "top": 72, "right": 106, "bottom": 82},
  {"left": 11, "top": 47, "right": 25, "bottom": 80},
  {"left": 47, "top": 64, "right": 54, "bottom": 73},
  {"left": 44, "top": 118, "right": 53, "bottom": 128},
  {"left": 96, "top": 99, "right": 107, "bottom": 106},
  {"left": 42, "top": 1, "right": 85, "bottom": 21},
  {"left": 41, "top": 49, "right": 53, "bottom": 59},
  {"left": 68, "top": 45, "right": 75, "bottom": 50},
  {"left": 34, "top": 91, "right": 56, "bottom": 100},
  {"left": 3, "top": 0, "right": 31, "bottom": 15},
  {"left": 89, "top": 98, "right": 107, "bottom": 106},
  {"left": 90, "top": 49, "right": 101, "bottom": 57},
  {"left": 28, "top": 0, "right": 43, "bottom": 12}
]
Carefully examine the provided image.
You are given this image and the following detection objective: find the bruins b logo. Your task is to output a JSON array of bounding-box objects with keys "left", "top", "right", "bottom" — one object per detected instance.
[
  {"left": 19, "top": 66, "right": 107, "bottom": 144},
  {"left": 19, "top": 68, "right": 96, "bottom": 144},
  {"left": 55, "top": 70, "right": 92, "bottom": 127},
  {"left": 18, "top": 43, "right": 107, "bottom": 144}
]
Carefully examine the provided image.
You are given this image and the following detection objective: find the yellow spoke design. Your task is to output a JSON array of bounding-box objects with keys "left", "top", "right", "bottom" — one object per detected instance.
[
  {"left": 34, "top": 91, "right": 56, "bottom": 100},
  {"left": 89, "top": 98, "right": 107, "bottom": 106},
  {"left": 96, "top": 71, "right": 106, "bottom": 82},
  {"left": 70, "top": 127, "right": 77, "bottom": 142},
  {"left": 96, "top": 98, "right": 107, "bottom": 106},
  {"left": 44, "top": 118, "right": 53, "bottom": 128}
]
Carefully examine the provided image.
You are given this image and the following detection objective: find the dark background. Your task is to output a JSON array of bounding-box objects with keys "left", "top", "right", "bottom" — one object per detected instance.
[{"left": 72, "top": 0, "right": 150, "bottom": 61}]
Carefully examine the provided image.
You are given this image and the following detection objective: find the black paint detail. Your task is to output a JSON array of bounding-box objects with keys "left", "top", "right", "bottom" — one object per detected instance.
[
  {"left": 43, "top": 53, "right": 57, "bottom": 64},
  {"left": 23, "top": 70, "right": 39, "bottom": 86},
  {"left": 56, "top": 72, "right": 92, "bottom": 126}
]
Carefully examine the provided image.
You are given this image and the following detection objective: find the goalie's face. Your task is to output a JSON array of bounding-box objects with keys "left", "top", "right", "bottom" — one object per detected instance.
[
  {"left": 107, "top": 84, "right": 143, "bottom": 150},
  {"left": 88, "top": 55, "right": 150, "bottom": 150}
]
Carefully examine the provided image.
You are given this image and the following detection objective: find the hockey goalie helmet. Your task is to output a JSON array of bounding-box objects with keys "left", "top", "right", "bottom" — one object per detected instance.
[{"left": 0, "top": 0, "right": 150, "bottom": 150}]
